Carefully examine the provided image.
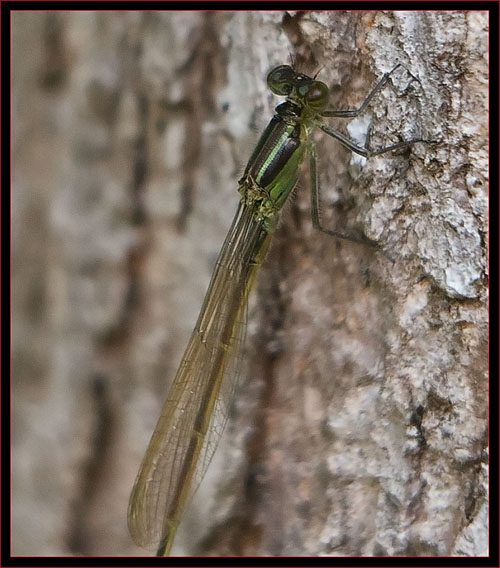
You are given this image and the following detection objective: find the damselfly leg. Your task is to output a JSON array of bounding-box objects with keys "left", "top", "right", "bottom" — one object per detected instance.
[{"left": 309, "top": 65, "right": 427, "bottom": 246}]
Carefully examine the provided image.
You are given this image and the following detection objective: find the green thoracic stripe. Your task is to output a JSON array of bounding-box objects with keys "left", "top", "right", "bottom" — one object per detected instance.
[{"left": 255, "top": 127, "right": 293, "bottom": 185}]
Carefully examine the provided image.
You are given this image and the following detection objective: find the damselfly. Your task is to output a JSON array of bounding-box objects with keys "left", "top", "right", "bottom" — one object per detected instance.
[{"left": 128, "top": 63, "right": 425, "bottom": 556}]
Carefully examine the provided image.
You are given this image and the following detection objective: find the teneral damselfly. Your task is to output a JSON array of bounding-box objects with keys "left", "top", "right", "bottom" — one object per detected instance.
[{"left": 128, "top": 63, "right": 425, "bottom": 556}]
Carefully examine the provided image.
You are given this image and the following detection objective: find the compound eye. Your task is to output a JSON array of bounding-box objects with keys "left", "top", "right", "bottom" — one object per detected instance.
[
  {"left": 267, "top": 65, "right": 295, "bottom": 96},
  {"left": 305, "top": 80, "right": 330, "bottom": 112}
]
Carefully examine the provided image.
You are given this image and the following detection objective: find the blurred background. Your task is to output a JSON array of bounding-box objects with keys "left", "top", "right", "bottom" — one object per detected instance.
[{"left": 11, "top": 10, "right": 488, "bottom": 557}]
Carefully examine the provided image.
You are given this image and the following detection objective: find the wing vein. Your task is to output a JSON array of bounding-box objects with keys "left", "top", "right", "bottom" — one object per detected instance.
[{"left": 128, "top": 202, "right": 276, "bottom": 551}]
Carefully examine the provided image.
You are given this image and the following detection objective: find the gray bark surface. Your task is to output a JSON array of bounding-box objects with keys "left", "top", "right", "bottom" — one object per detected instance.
[{"left": 11, "top": 10, "right": 488, "bottom": 556}]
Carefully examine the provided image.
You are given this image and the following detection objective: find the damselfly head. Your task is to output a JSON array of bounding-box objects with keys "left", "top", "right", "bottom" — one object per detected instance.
[{"left": 267, "top": 65, "right": 330, "bottom": 114}]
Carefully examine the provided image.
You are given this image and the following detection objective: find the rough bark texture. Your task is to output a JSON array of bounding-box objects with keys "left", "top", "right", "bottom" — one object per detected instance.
[{"left": 11, "top": 11, "right": 488, "bottom": 557}]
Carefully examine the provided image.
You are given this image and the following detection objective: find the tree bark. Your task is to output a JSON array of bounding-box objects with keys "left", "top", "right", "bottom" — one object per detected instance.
[{"left": 11, "top": 10, "right": 488, "bottom": 556}]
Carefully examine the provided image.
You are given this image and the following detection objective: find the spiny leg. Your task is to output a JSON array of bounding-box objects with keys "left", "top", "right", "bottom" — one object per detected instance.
[
  {"left": 321, "top": 64, "right": 405, "bottom": 118},
  {"left": 308, "top": 142, "right": 390, "bottom": 252},
  {"left": 316, "top": 120, "right": 425, "bottom": 158},
  {"left": 309, "top": 66, "right": 429, "bottom": 256}
]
